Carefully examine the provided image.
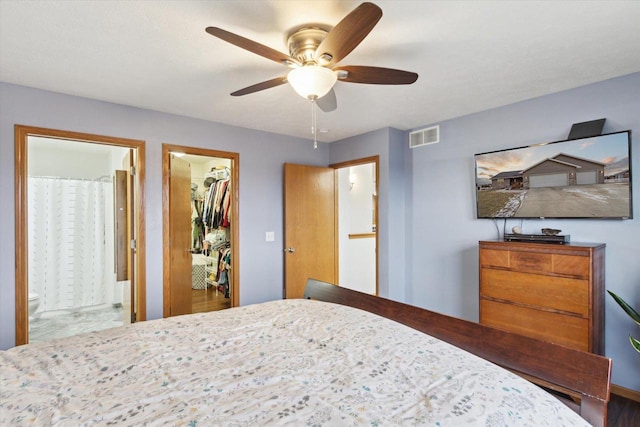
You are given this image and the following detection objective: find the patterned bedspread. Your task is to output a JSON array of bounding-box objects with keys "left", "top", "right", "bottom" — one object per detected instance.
[{"left": 1, "top": 299, "right": 588, "bottom": 426}]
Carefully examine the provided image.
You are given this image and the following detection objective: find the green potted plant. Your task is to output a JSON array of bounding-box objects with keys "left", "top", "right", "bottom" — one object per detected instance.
[{"left": 608, "top": 290, "right": 640, "bottom": 353}]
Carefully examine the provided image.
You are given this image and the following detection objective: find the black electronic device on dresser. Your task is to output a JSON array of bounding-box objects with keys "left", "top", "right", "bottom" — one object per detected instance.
[{"left": 503, "top": 233, "right": 570, "bottom": 243}]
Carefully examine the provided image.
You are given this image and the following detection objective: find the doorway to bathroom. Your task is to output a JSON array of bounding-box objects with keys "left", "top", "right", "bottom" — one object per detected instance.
[{"left": 14, "top": 125, "right": 146, "bottom": 346}]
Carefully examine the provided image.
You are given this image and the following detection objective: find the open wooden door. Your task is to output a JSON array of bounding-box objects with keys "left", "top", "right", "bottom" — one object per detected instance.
[
  {"left": 126, "top": 151, "right": 136, "bottom": 323},
  {"left": 168, "top": 155, "right": 192, "bottom": 316},
  {"left": 114, "top": 150, "right": 137, "bottom": 325},
  {"left": 283, "top": 163, "right": 337, "bottom": 298},
  {"left": 114, "top": 169, "right": 132, "bottom": 324}
]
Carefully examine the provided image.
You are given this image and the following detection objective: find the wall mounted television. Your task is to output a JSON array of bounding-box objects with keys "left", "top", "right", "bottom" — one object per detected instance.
[{"left": 474, "top": 130, "right": 632, "bottom": 219}]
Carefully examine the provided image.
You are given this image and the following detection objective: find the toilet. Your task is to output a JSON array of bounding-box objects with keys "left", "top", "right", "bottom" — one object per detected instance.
[{"left": 28, "top": 292, "right": 40, "bottom": 318}]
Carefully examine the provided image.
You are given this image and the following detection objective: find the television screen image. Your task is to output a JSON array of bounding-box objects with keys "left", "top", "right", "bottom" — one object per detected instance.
[{"left": 474, "top": 131, "right": 632, "bottom": 219}]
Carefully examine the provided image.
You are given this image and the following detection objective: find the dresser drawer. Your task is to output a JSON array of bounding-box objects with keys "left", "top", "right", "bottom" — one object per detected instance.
[
  {"left": 481, "top": 268, "right": 589, "bottom": 316},
  {"left": 480, "top": 299, "right": 589, "bottom": 352},
  {"left": 510, "top": 251, "right": 552, "bottom": 273},
  {"left": 479, "top": 249, "right": 509, "bottom": 268},
  {"left": 552, "top": 254, "right": 590, "bottom": 277},
  {"left": 480, "top": 248, "right": 590, "bottom": 278}
]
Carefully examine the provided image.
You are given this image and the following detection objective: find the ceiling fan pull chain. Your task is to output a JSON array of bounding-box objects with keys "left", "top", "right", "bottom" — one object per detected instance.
[{"left": 311, "top": 98, "right": 318, "bottom": 149}]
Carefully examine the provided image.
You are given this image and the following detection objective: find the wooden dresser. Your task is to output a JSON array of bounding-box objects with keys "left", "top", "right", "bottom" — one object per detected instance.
[{"left": 479, "top": 240, "right": 605, "bottom": 354}]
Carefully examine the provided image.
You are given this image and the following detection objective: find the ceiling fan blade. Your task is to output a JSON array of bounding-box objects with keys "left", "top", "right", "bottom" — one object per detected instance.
[
  {"left": 317, "top": 89, "right": 337, "bottom": 112},
  {"left": 335, "top": 66, "right": 418, "bottom": 85},
  {"left": 206, "top": 27, "right": 299, "bottom": 66},
  {"left": 230, "top": 77, "right": 288, "bottom": 96},
  {"left": 315, "top": 2, "right": 382, "bottom": 66}
]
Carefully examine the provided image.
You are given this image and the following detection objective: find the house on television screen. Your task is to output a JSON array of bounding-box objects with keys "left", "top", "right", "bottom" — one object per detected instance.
[
  {"left": 522, "top": 153, "right": 605, "bottom": 189},
  {"left": 605, "top": 169, "right": 630, "bottom": 183},
  {"left": 490, "top": 170, "right": 523, "bottom": 190}
]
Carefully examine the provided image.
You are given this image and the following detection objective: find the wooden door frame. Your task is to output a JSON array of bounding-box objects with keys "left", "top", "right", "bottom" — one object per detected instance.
[
  {"left": 330, "top": 155, "right": 380, "bottom": 296},
  {"left": 14, "top": 125, "right": 146, "bottom": 346},
  {"left": 162, "top": 144, "right": 240, "bottom": 316}
]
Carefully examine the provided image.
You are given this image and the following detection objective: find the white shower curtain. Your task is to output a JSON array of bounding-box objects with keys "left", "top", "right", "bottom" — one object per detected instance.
[{"left": 28, "top": 177, "right": 110, "bottom": 312}]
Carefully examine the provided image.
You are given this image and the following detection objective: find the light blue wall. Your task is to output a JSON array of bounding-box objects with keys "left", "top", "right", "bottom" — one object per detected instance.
[
  {"left": 401, "top": 72, "right": 640, "bottom": 391},
  {"left": 0, "top": 82, "right": 328, "bottom": 348},
  {"left": 328, "top": 72, "right": 640, "bottom": 391}
]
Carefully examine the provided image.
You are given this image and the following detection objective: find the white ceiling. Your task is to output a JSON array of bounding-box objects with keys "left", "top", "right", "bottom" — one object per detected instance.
[{"left": 1, "top": 1, "right": 639, "bottom": 143}]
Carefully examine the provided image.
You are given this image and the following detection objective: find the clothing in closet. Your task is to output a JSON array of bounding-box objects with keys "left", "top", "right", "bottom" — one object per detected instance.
[
  {"left": 191, "top": 196, "right": 205, "bottom": 251},
  {"left": 203, "top": 177, "right": 231, "bottom": 230},
  {"left": 207, "top": 241, "right": 231, "bottom": 298},
  {"left": 201, "top": 167, "right": 232, "bottom": 298}
]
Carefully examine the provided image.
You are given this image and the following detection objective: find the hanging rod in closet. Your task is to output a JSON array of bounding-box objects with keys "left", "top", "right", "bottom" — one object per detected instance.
[{"left": 205, "top": 168, "right": 230, "bottom": 180}]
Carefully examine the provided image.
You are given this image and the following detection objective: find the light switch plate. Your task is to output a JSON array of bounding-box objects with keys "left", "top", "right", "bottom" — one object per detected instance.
[{"left": 265, "top": 231, "right": 275, "bottom": 242}]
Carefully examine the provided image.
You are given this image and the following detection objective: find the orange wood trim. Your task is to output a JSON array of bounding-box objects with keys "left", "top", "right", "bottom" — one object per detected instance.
[
  {"left": 329, "top": 155, "right": 379, "bottom": 170},
  {"left": 14, "top": 125, "right": 146, "bottom": 345},
  {"left": 348, "top": 233, "right": 376, "bottom": 239},
  {"left": 230, "top": 154, "right": 240, "bottom": 308},
  {"left": 162, "top": 145, "right": 171, "bottom": 317},
  {"left": 14, "top": 125, "right": 29, "bottom": 346},
  {"left": 374, "top": 157, "right": 379, "bottom": 296},
  {"left": 162, "top": 143, "right": 240, "bottom": 315},
  {"left": 135, "top": 144, "right": 147, "bottom": 321},
  {"left": 611, "top": 384, "right": 640, "bottom": 403},
  {"left": 334, "top": 168, "right": 339, "bottom": 284}
]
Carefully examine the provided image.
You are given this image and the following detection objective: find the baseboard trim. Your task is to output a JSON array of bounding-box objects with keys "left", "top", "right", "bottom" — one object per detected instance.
[{"left": 612, "top": 384, "right": 640, "bottom": 403}]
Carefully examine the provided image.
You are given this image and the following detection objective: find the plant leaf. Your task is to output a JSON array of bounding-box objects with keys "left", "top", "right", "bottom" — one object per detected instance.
[
  {"left": 630, "top": 335, "right": 640, "bottom": 354},
  {"left": 608, "top": 290, "right": 640, "bottom": 326}
]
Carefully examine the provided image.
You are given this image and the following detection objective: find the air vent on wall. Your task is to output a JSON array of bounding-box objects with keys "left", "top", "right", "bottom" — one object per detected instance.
[{"left": 409, "top": 125, "right": 439, "bottom": 148}]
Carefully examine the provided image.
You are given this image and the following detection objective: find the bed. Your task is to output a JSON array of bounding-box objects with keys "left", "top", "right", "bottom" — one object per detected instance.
[{"left": 1, "top": 279, "right": 611, "bottom": 426}]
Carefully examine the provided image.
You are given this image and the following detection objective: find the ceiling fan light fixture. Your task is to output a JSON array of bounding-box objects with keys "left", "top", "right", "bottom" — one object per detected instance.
[{"left": 287, "top": 65, "right": 337, "bottom": 100}]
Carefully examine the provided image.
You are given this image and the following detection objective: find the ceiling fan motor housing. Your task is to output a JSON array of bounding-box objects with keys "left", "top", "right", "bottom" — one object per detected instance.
[{"left": 287, "top": 26, "right": 331, "bottom": 65}]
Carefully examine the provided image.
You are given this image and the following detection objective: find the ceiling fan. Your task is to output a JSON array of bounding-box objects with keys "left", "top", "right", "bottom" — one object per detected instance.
[{"left": 205, "top": 2, "right": 418, "bottom": 113}]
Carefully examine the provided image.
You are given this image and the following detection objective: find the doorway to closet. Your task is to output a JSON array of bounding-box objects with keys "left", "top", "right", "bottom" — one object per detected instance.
[
  {"left": 14, "top": 125, "right": 146, "bottom": 346},
  {"left": 162, "top": 144, "right": 239, "bottom": 317}
]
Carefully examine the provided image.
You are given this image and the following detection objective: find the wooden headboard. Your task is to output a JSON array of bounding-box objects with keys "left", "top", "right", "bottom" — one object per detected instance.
[{"left": 304, "top": 279, "right": 612, "bottom": 427}]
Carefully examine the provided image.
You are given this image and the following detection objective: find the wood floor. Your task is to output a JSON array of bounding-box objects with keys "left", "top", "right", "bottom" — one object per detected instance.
[
  {"left": 608, "top": 392, "right": 640, "bottom": 427},
  {"left": 191, "top": 287, "right": 231, "bottom": 313}
]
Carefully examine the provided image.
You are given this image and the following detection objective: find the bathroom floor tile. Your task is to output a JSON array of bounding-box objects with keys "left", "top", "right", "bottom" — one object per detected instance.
[{"left": 29, "top": 305, "right": 124, "bottom": 343}]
